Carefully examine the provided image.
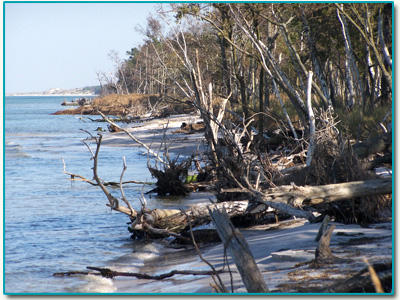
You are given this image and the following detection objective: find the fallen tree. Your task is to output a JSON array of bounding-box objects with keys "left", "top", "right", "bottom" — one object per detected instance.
[
  {"left": 62, "top": 129, "right": 392, "bottom": 241},
  {"left": 131, "top": 177, "right": 391, "bottom": 237},
  {"left": 253, "top": 178, "right": 392, "bottom": 207}
]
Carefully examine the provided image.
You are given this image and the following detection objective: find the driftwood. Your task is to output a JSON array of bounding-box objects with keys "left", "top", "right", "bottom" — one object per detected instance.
[
  {"left": 62, "top": 158, "right": 151, "bottom": 187},
  {"left": 314, "top": 225, "right": 336, "bottom": 261},
  {"left": 208, "top": 207, "right": 269, "bottom": 293},
  {"left": 63, "top": 135, "right": 391, "bottom": 236},
  {"left": 221, "top": 178, "right": 391, "bottom": 223},
  {"left": 258, "top": 178, "right": 391, "bottom": 207},
  {"left": 131, "top": 200, "right": 259, "bottom": 234},
  {"left": 54, "top": 266, "right": 231, "bottom": 280}
]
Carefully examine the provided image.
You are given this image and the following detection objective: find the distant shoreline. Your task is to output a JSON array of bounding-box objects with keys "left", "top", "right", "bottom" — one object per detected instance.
[
  {"left": 5, "top": 94, "right": 97, "bottom": 97},
  {"left": 6, "top": 85, "right": 100, "bottom": 97}
]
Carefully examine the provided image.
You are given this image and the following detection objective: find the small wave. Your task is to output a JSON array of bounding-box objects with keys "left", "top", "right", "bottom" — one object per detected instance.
[
  {"left": 106, "top": 242, "right": 163, "bottom": 272},
  {"left": 76, "top": 275, "right": 117, "bottom": 293},
  {"left": 5, "top": 143, "right": 31, "bottom": 159},
  {"left": 133, "top": 242, "right": 162, "bottom": 260}
]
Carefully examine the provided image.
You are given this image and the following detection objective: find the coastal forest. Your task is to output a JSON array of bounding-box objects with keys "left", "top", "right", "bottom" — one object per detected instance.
[
  {"left": 99, "top": 3, "right": 392, "bottom": 140},
  {"left": 58, "top": 3, "right": 392, "bottom": 293}
]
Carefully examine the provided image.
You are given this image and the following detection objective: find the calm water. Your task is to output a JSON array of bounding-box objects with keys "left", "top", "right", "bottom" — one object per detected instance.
[{"left": 4, "top": 96, "right": 204, "bottom": 294}]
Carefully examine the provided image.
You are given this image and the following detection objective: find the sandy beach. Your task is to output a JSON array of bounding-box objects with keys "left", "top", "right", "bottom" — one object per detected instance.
[
  {"left": 89, "top": 113, "right": 392, "bottom": 294},
  {"left": 109, "top": 220, "right": 391, "bottom": 294},
  {"left": 101, "top": 113, "right": 208, "bottom": 158}
]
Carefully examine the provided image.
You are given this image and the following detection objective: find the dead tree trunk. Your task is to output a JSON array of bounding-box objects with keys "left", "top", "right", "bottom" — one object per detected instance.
[
  {"left": 315, "top": 225, "right": 336, "bottom": 261},
  {"left": 306, "top": 71, "right": 315, "bottom": 166},
  {"left": 337, "top": 5, "right": 357, "bottom": 108},
  {"left": 221, "top": 178, "right": 391, "bottom": 219},
  {"left": 124, "top": 178, "right": 391, "bottom": 237},
  {"left": 134, "top": 200, "right": 256, "bottom": 234},
  {"left": 208, "top": 207, "right": 269, "bottom": 293},
  {"left": 258, "top": 178, "right": 392, "bottom": 207}
]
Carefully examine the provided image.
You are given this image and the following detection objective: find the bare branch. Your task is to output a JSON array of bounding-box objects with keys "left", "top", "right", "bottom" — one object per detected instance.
[
  {"left": 119, "top": 156, "right": 135, "bottom": 216},
  {"left": 61, "top": 158, "right": 97, "bottom": 186},
  {"left": 97, "top": 110, "right": 168, "bottom": 167}
]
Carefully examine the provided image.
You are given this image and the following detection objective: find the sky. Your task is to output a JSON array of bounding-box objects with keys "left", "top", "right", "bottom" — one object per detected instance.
[{"left": 4, "top": 2, "right": 160, "bottom": 93}]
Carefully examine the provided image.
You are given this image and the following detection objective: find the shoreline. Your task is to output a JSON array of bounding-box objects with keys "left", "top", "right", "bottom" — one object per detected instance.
[
  {"left": 6, "top": 94, "right": 97, "bottom": 97},
  {"left": 100, "top": 113, "right": 208, "bottom": 158},
  {"left": 110, "top": 219, "right": 392, "bottom": 293},
  {"left": 89, "top": 113, "right": 392, "bottom": 294}
]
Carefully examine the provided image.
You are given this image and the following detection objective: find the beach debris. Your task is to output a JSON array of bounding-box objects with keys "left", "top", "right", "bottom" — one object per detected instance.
[
  {"left": 148, "top": 153, "right": 192, "bottom": 196},
  {"left": 314, "top": 224, "right": 336, "bottom": 261},
  {"left": 54, "top": 266, "right": 231, "bottom": 280},
  {"left": 321, "top": 261, "right": 392, "bottom": 293}
]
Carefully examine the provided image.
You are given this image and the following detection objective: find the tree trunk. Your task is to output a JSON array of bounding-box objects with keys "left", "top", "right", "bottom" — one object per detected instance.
[
  {"left": 315, "top": 225, "right": 336, "bottom": 261},
  {"left": 260, "top": 178, "right": 392, "bottom": 207},
  {"left": 238, "top": 73, "right": 249, "bottom": 120},
  {"left": 131, "top": 200, "right": 258, "bottom": 234},
  {"left": 337, "top": 7, "right": 356, "bottom": 108},
  {"left": 302, "top": 10, "right": 332, "bottom": 109},
  {"left": 258, "top": 67, "right": 264, "bottom": 135},
  {"left": 306, "top": 71, "right": 315, "bottom": 166},
  {"left": 219, "top": 36, "right": 231, "bottom": 95},
  {"left": 272, "top": 79, "right": 298, "bottom": 140},
  {"left": 208, "top": 207, "right": 269, "bottom": 293}
]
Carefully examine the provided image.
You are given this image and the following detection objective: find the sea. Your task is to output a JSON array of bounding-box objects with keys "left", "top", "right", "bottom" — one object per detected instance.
[{"left": 4, "top": 96, "right": 209, "bottom": 294}]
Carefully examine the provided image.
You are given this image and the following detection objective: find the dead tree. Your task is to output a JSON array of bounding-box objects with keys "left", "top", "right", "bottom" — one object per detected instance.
[{"left": 63, "top": 130, "right": 391, "bottom": 238}]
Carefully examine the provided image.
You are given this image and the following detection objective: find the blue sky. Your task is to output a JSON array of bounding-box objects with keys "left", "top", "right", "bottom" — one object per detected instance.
[{"left": 4, "top": 2, "right": 160, "bottom": 93}]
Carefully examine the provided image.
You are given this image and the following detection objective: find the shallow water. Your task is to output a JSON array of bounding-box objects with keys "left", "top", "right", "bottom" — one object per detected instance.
[{"left": 4, "top": 96, "right": 207, "bottom": 294}]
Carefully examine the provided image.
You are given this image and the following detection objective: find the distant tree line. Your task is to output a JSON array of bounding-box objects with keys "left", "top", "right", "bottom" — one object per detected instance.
[{"left": 99, "top": 3, "right": 392, "bottom": 138}]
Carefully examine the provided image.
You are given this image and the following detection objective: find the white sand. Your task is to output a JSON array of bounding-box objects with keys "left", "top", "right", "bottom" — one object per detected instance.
[
  {"left": 111, "top": 219, "right": 392, "bottom": 294},
  {"left": 101, "top": 114, "right": 208, "bottom": 158}
]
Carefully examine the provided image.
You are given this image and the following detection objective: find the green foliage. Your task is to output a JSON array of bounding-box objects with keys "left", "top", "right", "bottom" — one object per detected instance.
[
  {"left": 175, "top": 3, "right": 201, "bottom": 20},
  {"left": 185, "top": 174, "right": 198, "bottom": 184}
]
